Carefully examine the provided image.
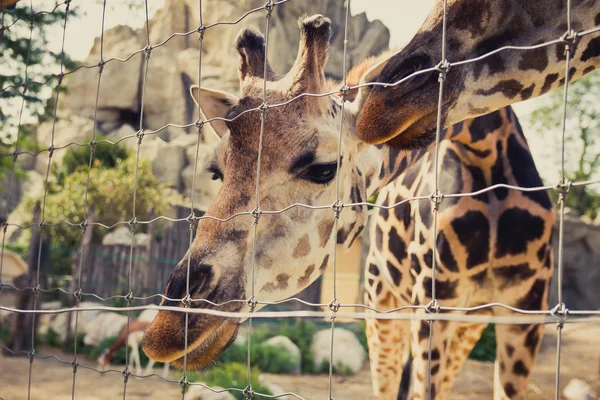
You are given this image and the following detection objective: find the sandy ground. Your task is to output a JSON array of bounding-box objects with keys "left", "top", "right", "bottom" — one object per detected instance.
[{"left": 1, "top": 324, "right": 599, "bottom": 400}]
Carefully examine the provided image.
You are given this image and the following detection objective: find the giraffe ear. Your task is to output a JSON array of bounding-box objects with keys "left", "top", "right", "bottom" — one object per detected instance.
[
  {"left": 190, "top": 85, "right": 240, "bottom": 141},
  {"left": 353, "top": 53, "right": 393, "bottom": 111}
]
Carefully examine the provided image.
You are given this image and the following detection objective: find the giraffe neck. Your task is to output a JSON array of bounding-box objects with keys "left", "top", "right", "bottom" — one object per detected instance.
[{"left": 438, "top": 0, "right": 600, "bottom": 117}]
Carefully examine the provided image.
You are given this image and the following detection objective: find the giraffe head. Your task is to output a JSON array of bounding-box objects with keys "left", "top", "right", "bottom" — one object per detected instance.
[
  {"left": 142, "top": 14, "right": 384, "bottom": 369},
  {"left": 356, "top": 0, "right": 600, "bottom": 148}
]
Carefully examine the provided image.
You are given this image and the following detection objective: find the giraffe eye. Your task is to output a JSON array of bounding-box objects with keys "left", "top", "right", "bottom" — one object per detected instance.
[
  {"left": 301, "top": 161, "right": 339, "bottom": 185},
  {"left": 207, "top": 164, "right": 223, "bottom": 181}
]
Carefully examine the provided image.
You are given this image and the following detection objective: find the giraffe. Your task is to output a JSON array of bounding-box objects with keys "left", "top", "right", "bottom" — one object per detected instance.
[
  {"left": 97, "top": 320, "right": 170, "bottom": 379},
  {"left": 355, "top": 0, "right": 600, "bottom": 148},
  {"left": 141, "top": 15, "right": 554, "bottom": 399}
]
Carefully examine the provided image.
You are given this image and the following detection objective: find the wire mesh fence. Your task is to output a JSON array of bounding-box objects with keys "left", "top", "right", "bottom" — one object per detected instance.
[{"left": 1, "top": 0, "right": 600, "bottom": 399}]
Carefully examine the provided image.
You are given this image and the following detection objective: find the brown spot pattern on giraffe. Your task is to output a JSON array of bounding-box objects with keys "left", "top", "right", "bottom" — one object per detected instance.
[
  {"left": 260, "top": 273, "right": 290, "bottom": 293},
  {"left": 292, "top": 234, "right": 311, "bottom": 258},
  {"left": 297, "top": 264, "right": 315, "bottom": 288}
]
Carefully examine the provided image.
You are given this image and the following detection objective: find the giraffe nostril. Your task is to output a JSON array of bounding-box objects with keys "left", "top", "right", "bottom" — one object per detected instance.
[
  {"left": 163, "top": 263, "right": 214, "bottom": 304},
  {"left": 188, "top": 263, "right": 214, "bottom": 298}
]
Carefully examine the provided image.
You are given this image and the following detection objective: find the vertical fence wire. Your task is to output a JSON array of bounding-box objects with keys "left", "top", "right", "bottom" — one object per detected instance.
[
  {"left": 554, "top": 0, "right": 574, "bottom": 398},
  {"left": 31, "top": 0, "right": 72, "bottom": 397},
  {"left": 181, "top": 0, "right": 204, "bottom": 397},
  {"left": 245, "top": 2, "right": 274, "bottom": 396},
  {"left": 69, "top": 1, "right": 108, "bottom": 398},
  {"left": 326, "top": 1, "right": 351, "bottom": 398},
  {"left": 19, "top": 1, "right": 38, "bottom": 399},
  {"left": 426, "top": 0, "right": 448, "bottom": 398},
  {"left": 121, "top": 1, "right": 153, "bottom": 398}
]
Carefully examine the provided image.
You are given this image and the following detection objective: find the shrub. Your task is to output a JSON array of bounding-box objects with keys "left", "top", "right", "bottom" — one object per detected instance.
[
  {"left": 189, "top": 362, "right": 272, "bottom": 400},
  {"left": 469, "top": 325, "right": 496, "bottom": 361},
  {"left": 217, "top": 342, "right": 297, "bottom": 374}
]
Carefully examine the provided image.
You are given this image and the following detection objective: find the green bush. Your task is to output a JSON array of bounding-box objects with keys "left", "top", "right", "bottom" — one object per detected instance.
[
  {"left": 469, "top": 325, "right": 496, "bottom": 361},
  {"left": 61, "top": 135, "right": 129, "bottom": 175},
  {"left": 190, "top": 362, "right": 272, "bottom": 400},
  {"left": 217, "top": 342, "right": 297, "bottom": 374}
]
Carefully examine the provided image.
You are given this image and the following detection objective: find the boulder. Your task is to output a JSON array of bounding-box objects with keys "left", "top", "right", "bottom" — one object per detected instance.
[
  {"left": 137, "top": 308, "right": 159, "bottom": 322},
  {"left": 563, "top": 379, "right": 596, "bottom": 400},
  {"left": 61, "top": 25, "right": 145, "bottom": 118},
  {"left": 186, "top": 384, "right": 236, "bottom": 400},
  {"left": 101, "top": 226, "right": 149, "bottom": 246},
  {"left": 38, "top": 301, "right": 104, "bottom": 342},
  {"left": 36, "top": 115, "right": 95, "bottom": 165},
  {"left": 263, "top": 336, "right": 301, "bottom": 375},
  {"left": 310, "top": 328, "right": 366, "bottom": 375},
  {"left": 82, "top": 311, "right": 128, "bottom": 346},
  {"left": 151, "top": 142, "right": 186, "bottom": 188},
  {"left": 111, "top": 124, "right": 138, "bottom": 150},
  {"left": 257, "top": 376, "right": 292, "bottom": 400}
]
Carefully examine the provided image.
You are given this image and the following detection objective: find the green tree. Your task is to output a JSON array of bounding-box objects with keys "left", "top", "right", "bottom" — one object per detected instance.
[
  {"left": 24, "top": 144, "right": 182, "bottom": 250},
  {"left": 529, "top": 71, "right": 600, "bottom": 220},
  {"left": 1, "top": 2, "right": 76, "bottom": 181}
]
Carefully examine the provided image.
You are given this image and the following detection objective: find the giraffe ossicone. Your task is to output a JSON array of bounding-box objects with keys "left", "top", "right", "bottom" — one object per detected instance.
[{"left": 142, "top": 14, "right": 555, "bottom": 400}]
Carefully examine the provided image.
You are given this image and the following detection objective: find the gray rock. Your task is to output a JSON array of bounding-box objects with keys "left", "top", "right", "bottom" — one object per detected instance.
[
  {"left": 61, "top": 25, "right": 145, "bottom": 117},
  {"left": 152, "top": 142, "right": 186, "bottom": 188},
  {"left": 82, "top": 312, "right": 128, "bottom": 346},
  {"left": 264, "top": 336, "right": 302, "bottom": 374},
  {"left": 563, "top": 379, "right": 597, "bottom": 400},
  {"left": 311, "top": 328, "right": 366, "bottom": 375}
]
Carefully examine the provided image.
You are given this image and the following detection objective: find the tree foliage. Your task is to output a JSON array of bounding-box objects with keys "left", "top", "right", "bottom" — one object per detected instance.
[
  {"left": 1, "top": 2, "right": 76, "bottom": 182},
  {"left": 529, "top": 71, "right": 600, "bottom": 220},
  {"left": 25, "top": 143, "right": 181, "bottom": 250}
]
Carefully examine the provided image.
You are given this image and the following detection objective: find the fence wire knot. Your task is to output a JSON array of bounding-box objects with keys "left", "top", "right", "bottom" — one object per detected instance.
[
  {"left": 89, "top": 138, "right": 97, "bottom": 152},
  {"left": 143, "top": 45, "right": 153, "bottom": 59},
  {"left": 243, "top": 384, "right": 255, "bottom": 399},
  {"left": 97, "top": 60, "right": 105, "bottom": 74},
  {"left": 331, "top": 200, "right": 343, "bottom": 219},
  {"left": 179, "top": 376, "right": 189, "bottom": 394},
  {"left": 258, "top": 102, "right": 268, "bottom": 114},
  {"left": 57, "top": 72, "right": 64, "bottom": 85},
  {"left": 32, "top": 284, "right": 41, "bottom": 297},
  {"left": 136, "top": 129, "right": 145, "bottom": 144},
  {"left": 129, "top": 217, "right": 138, "bottom": 232},
  {"left": 555, "top": 178, "right": 572, "bottom": 202},
  {"left": 560, "top": 29, "right": 578, "bottom": 52},
  {"left": 196, "top": 24, "right": 206, "bottom": 39},
  {"left": 48, "top": 144, "right": 55, "bottom": 158},
  {"left": 435, "top": 59, "right": 450, "bottom": 82},
  {"left": 71, "top": 357, "right": 79, "bottom": 374},
  {"left": 251, "top": 207, "right": 262, "bottom": 225},
  {"left": 328, "top": 298, "right": 340, "bottom": 313},
  {"left": 182, "top": 293, "right": 192, "bottom": 308},
  {"left": 551, "top": 303, "right": 569, "bottom": 324},
  {"left": 124, "top": 291, "right": 134, "bottom": 304},
  {"left": 194, "top": 118, "right": 205, "bottom": 130},
  {"left": 28, "top": 349, "right": 35, "bottom": 363},
  {"left": 264, "top": 0, "right": 274, "bottom": 15},
  {"left": 73, "top": 288, "right": 83, "bottom": 303},
  {"left": 246, "top": 295, "right": 257, "bottom": 311},
  {"left": 425, "top": 299, "right": 440, "bottom": 314},
  {"left": 429, "top": 190, "right": 444, "bottom": 210},
  {"left": 122, "top": 366, "right": 131, "bottom": 383},
  {"left": 339, "top": 85, "right": 350, "bottom": 100}
]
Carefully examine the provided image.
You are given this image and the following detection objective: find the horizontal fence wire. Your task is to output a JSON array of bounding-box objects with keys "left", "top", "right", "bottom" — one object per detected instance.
[{"left": 0, "top": 0, "right": 599, "bottom": 399}]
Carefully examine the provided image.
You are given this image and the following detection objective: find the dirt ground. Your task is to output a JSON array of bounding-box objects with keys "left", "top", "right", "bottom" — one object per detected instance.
[{"left": 1, "top": 324, "right": 599, "bottom": 400}]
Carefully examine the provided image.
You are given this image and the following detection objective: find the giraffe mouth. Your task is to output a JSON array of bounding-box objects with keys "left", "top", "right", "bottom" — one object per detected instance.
[
  {"left": 142, "top": 308, "right": 241, "bottom": 369},
  {"left": 170, "top": 320, "right": 240, "bottom": 370}
]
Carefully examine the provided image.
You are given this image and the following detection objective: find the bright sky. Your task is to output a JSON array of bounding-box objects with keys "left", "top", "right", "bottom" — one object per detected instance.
[{"left": 42, "top": 0, "right": 557, "bottom": 182}]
